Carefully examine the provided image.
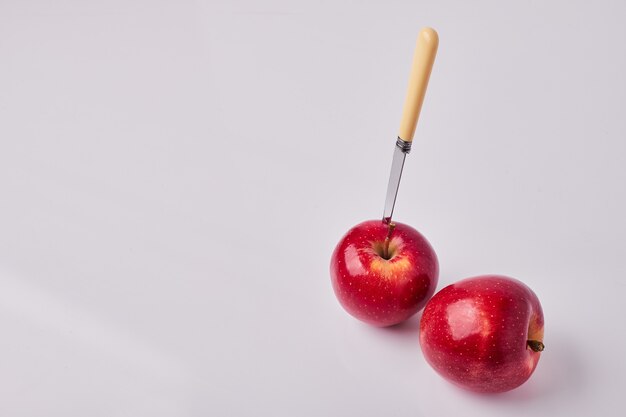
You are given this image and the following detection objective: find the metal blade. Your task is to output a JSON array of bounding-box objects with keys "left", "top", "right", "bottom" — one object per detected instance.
[{"left": 382, "top": 138, "right": 411, "bottom": 223}]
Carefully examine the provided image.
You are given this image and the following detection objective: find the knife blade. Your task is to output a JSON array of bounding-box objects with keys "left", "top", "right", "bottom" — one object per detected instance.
[{"left": 383, "top": 138, "right": 411, "bottom": 223}]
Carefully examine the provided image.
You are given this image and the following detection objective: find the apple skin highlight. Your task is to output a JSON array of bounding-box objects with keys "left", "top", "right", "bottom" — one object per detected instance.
[
  {"left": 330, "top": 220, "right": 439, "bottom": 327},
  {"left": 419, "top": 275, "right": 545, "bottom": 393}
]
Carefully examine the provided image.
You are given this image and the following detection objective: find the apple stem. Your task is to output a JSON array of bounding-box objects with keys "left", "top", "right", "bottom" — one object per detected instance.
[
  {"left": 527, "top": 340, "right": 545, "bottom": 352},
  {"left": 383, "top": 223, "right": 396, "bottom": 260}
]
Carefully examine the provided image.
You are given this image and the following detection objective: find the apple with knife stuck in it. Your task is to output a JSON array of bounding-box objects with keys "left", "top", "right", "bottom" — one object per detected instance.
[{"left": 330, "top": 28, "right": 439, "bottom": 327}]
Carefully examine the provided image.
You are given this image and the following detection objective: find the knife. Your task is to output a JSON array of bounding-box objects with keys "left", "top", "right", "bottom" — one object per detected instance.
[{"left": 383, "top": 28, "right": 439, "bottom": 223}]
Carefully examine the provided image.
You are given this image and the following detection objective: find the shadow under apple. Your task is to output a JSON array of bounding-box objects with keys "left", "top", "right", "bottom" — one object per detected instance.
[{"left": 361, "top": 312, "right": 424, "bottom": 350}]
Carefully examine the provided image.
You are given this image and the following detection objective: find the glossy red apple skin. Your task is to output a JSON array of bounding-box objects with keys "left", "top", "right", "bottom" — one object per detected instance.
[
  {"left": 330, "top": 220, "right": 438, "bottom": 327},
  {"left": 419, "top": 275, "right": 544, "bottom": 393}
]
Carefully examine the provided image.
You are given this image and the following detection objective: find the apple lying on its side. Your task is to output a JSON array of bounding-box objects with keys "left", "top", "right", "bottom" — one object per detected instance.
[
  {"left": 330, "top": 220, "right": 438, "bottom": 327},
  {"left": 419, "top": 275, "right": 545, "bottom": 393}
]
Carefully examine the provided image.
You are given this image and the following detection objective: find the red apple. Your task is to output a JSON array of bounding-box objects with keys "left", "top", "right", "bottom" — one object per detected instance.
[
  {"left": 330, "top": 220, "right": 438, "bottom": 327},
  {"left": 419, "top": 275, "right": 545, "bottom": 393}
]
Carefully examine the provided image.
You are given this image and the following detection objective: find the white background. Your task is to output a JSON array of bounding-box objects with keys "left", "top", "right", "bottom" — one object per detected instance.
[{"left": 1, "top": 0, "right": 625, "bottom": 416}]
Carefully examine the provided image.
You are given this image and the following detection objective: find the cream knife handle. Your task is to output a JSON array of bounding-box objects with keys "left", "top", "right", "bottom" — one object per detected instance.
[{"left": 398, "top": 28, "right": 438, "bottom": 142}]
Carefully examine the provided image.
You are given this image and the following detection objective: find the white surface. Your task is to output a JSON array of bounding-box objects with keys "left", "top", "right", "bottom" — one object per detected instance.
[{"left": 1, "top": 0, "right": 625, "bottom": 415}]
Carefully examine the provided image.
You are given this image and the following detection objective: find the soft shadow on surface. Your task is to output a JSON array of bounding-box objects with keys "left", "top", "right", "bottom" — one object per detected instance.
[
  {"left": 457, "top": 330, "right": 587, "bottom": 404},
  {"left": 363, "top": 312, "right": 424, "bottom": 346},
  {"left": 385, "top": 313, "right": 423, "bottom": 333}
]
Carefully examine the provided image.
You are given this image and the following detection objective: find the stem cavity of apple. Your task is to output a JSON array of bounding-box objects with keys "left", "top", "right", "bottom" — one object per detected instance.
[
  {"left": 382, "top": 222, "right": 396, "bottom": 260},
  {"left": 527, "top": 340, "right": 545, "bottom": 352}
]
